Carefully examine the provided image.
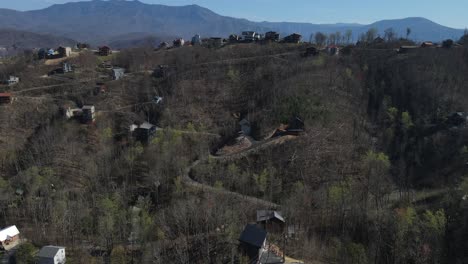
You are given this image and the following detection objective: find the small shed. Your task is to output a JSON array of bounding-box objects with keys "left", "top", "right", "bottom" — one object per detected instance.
[
  {"left": 37, "top": 246, "right": 66, "bottom": 264},
  {"left": 98, "top": 46, "right": 112, "bottom": 56},
  {"left": 257, "top": 210, "right": 286, "bottom": 233},
  {"left": 112, "top": 68, "right": 125, "bottom": 80},
  {"left": 81, "top": 105, "right": 96, "bottom": 123},
  {"left": 0, "top": 93, "right": 12, "bottom": 104},
  {"left": 132, "top": 121, "right": 158, "bottom": 143},
  {"left": 0, "top": 225, "right": 20, "bottom": 250},
  {"left": 239, "top": 224, "right": 267, "bottom": 262}
]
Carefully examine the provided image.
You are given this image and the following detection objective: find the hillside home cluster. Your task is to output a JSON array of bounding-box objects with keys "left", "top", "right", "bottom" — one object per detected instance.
[
  {"left": 165, "top": 31, "right": 303, "bottom": 50},
  {"left": 398, "top": 40, "right": 463, "bottom": 53},
  {"left": 38, "top": 46, "right": 72, "bottom": 59}
]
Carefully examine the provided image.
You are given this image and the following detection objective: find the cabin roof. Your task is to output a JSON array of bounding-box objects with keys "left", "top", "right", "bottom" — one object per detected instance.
[
  {"left": 239, "top": 224, "right": 267, "bottom": 248},
  {"left": 257, "top": 210, "right": 285, "bottom": 223},
  {"left": 0, "top": 225, "right": 19, "bottom": 242},
  {"left": 37, "top": 246, "right": 65, "bottom": 258}
]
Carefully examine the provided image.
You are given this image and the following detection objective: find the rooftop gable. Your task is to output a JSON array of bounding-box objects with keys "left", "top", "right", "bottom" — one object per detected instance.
[
  {"left": 0, "top": 225, "right": 20, "bottom": 242},
  {"left": 239, "top": 224, "right": 267, "bottom": 248},
  {"left": 37, "top": 245, "right": 65, "bottom": 258}
]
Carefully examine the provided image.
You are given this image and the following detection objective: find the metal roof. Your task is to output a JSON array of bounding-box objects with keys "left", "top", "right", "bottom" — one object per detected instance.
[
  {"left": 37, "top": 246, "right": 65, "bottom": 258},
  {"left": 257, "top": 210, "right": 285, "bottom": 223},
  {"left": 139, "top": 122, "right": 155, "bottom": 130},
  {"left": 0, "top": 225, "right": 19, "bottom": 242},
  {"left": 239, "top": 224, "right": 267, "bottom": 248}
]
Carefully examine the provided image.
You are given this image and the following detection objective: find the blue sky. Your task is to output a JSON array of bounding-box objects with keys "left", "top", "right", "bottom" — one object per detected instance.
[{"left": 2, "top": 0, "right": 467, "bottom": 29}]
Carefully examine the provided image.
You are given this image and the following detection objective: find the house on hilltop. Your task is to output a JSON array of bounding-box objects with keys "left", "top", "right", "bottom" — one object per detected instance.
[
  {"left": 265, "top": 31, "right": 280, "bottom": 42},
  {"left": 242, "top": 31, "right": 257, "bottom": 42},
  {"left": 283, "top": 33, "right": 302, "bottom": 44},
  {"left": 0, "top": 225, "right": 20, "bottom": 251},
  {"left": 98, "top": 46, "right": 112, "bottom": 56},
  {"left": 173, "top": 38, "right": 185, "bottom": 47},
  {"left": 57, "top": 46, "right": 72, "bottom": 57},
  {"left": 37, "top": 245, "right": 66, "bottom": 264},
  {"left": 192, "top": 34, "right": 202, "bottom": 45}
]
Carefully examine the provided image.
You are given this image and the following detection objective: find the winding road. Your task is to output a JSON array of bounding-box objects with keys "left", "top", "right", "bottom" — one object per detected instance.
[{"left": 179, "top": 134, "right": 300, "bottom": 209}]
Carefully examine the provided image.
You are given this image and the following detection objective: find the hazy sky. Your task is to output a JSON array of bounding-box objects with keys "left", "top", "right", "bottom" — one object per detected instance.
[{"left": 2, "top": 0, "right": 467, "bottom": 29}]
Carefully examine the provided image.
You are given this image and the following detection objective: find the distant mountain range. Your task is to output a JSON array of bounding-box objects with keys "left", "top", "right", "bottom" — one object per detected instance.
[{"left": 0, "top": 0, "right": 465, "bottom": 48}]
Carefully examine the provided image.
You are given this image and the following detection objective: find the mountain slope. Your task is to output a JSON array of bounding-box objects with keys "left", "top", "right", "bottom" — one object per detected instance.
[
  {"left": 0, "top": 1, "right": 464, "bottom": 44},
  {"left": 0, "top": 29, "right": 76, "bottom": 50},
  {"left": 360, "top": 17, "right": 464, "bottom": 41}
]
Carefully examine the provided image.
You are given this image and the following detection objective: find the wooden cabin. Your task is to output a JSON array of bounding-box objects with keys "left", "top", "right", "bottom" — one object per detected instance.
[
  {"left": 257, "top": 210, "right": 286, "bottom": 233},
  {"left": 0, "top": 93, "right": 12, "bottom": 104},
  {"left": 98, "top": 46, "right": 112, "bottom": 56}
]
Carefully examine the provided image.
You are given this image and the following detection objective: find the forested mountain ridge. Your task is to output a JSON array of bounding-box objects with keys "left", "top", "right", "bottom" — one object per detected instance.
[{"left": 0, "top": 34, "right": 468, "bottom": 263}]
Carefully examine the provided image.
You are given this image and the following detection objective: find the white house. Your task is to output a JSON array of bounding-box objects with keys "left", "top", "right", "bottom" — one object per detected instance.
[
  {"left": 6, "top": 76, "right": 19, "bottom": 86},
  {"left": 37, "top": 246, "right": 66, "bottom": 264},
  {"left": 112, "top": 68, "right": 125, "bottom": 80},
  {"left": 0, "top": 225, "right": 20, "bottom": 250}
]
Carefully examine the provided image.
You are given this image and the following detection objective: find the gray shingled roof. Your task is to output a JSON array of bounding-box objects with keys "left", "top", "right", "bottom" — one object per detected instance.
[
  {"left": 239, "top": 224, "right": 267, "bottom": 248},
  {"left": 37, "top": 246, "right": 64, "bottom": 258},
  {"left": 257, "top": 210, "right": 285, "bottom": 223}
]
